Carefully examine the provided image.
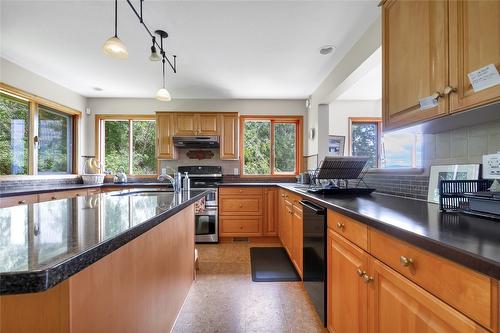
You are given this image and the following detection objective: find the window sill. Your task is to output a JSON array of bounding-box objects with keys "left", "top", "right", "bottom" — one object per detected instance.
[{"left": 366, "top": 168, "right": 425, "bottom": 175}]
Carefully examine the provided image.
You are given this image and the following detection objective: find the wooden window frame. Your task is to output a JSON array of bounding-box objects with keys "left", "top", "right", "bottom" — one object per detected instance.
[
  {"left": 0, "top": 83, "right": 80, "bottom": 178},
  {"left": 95, "top": 114, "right": 158, "bottom": 177},
  {"left": 348, "top": 117, "right": 382, "bottom": 168},
  {"left": 239, "top": 115, "right": 303, "bottom": 178}
]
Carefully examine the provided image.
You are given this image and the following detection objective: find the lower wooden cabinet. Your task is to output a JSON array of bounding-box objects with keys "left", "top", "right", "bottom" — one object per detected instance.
[
  {"left": 291, "top": 204, "right": 303, "bottom": 278},
  {"left": 327, "top": 210, "right": 498, "bottom": 333},
  {"left": 263, "top": 187, "right": 279, "bottom": 236}
]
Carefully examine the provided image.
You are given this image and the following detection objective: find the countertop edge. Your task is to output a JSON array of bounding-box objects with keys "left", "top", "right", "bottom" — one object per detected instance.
[{"left": 0, "top": 190, "right": 207, "bottom": 295}]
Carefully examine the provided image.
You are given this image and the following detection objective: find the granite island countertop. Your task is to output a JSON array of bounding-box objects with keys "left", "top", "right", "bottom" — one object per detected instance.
[{"left": 0, "top": 188, "right": 208, "bottom": 295}]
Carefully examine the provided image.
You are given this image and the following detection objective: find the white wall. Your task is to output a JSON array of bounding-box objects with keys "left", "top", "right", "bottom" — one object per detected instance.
[
  {"left": 306, "top": 16, "right": 381, "bottom": 159},
  {"left": 85, "top": 97, "right": 306, "bottom": 155}
]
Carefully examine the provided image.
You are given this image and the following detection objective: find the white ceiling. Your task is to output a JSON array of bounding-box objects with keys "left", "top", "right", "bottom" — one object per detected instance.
[{"left": 0, "top": 1, "right": 379, "bottom": 99}]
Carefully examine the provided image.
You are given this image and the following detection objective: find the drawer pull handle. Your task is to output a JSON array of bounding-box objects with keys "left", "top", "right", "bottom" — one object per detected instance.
[
  {"left": 356, "top": 268, "right": 365, "bottom": 277},
  {"left": 51, "top": 196, "right": 57, "bottom": 200},
  {"left": 18, "top": 200, "right": 27, "bottom": 204},
  {"left": 239, "top": 204, "right": 243, "bottom": 208},
  {"left": 400, "top": 256, "right": 414, "bottom": 267},
  {"left": 362, "top": 274, "right": 373, "bottom": 283},
  {"left": 239, "top": 190, "right": 243, "bottom": 193},
  {"left": 281, "top": 194, "right": 285, "bottom": 197},
  {"left": 336, "top": 222, "right": 345, "bottom": 230}
]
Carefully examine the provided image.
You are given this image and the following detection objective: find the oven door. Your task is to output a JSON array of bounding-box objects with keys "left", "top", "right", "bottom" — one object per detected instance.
[{"left": 195, "top": 207, "right": 218, "bottom": 242}]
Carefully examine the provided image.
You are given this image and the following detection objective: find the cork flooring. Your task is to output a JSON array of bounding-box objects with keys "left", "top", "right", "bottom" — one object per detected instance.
[{"left": 172, "top": 241, "right": 327, "bottom": 333}]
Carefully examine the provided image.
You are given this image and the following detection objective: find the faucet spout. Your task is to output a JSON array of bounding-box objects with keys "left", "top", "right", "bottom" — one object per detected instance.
[{"left": 157, "top": 173, "right": 181, "bottom": 192}]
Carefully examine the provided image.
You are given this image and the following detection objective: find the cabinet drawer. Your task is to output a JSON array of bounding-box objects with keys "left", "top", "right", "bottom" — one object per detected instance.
[
  {"left": 370, "top": 229, "right": 497, "bottom": 330},
  {"left": 220, "top": 216, "right": 261, "bottom": 235},
  {"left": 38, "top": 189, "right": 88, "bottom": 202},
  {"left": 327, "top": 210, "right": 368, "bottom": 251},
  {"left": 219, "top": 186, "right": 262, "bottom": 196},
  {"left": 219, "top": 196, "right": 262, "bottom": 215},
  {"left": 0, "top": 194, "right": 38, "bottom": 208},
  {"left": 280, "top": 190, "right": 302, "bottom": 205}
]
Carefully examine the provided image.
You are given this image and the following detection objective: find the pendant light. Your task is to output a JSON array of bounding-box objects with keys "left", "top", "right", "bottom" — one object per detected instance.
[
  {"left": 149, "top": 37, "right": 161, "bottom": 61},
  {"left": 102, "top": 0, "right": 128, "bottom": 59},
  {"left": 156, "top": 58, "right": 171, "bottom": 101}
]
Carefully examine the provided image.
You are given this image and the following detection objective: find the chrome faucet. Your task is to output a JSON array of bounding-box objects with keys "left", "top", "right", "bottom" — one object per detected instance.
[{"left": 157, "top": 172, "right": 181, "bottom": 192}]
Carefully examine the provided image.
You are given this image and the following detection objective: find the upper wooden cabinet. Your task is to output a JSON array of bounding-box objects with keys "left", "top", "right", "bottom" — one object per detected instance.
[
  {"left": 156, "top": 113, "right": 176, "bottom": 160},
  {"left": 448, "top": 0, "right": 500, "bottom": 113},
  {"left": 382, "top": 0, "right": 500, "bottom": 130},
  {"left": 219, "top": 113, "right": 239, "bottom": 160},
  {"left": 174, "top": 113, "right": 219, "bottom": 135}
]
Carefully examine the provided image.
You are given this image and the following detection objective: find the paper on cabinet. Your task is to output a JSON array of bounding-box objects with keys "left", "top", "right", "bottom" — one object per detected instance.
[{"left": 468, "top": 64, "right": 500, "bottom": 93}]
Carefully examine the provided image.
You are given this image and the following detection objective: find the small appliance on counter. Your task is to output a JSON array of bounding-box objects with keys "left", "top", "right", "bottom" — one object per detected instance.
[
  {"left": 81, "top": 156, "right": 105, "bottom": 185},
  {"left": 114, "top": 172, "right": 128, "bottom": 184}
]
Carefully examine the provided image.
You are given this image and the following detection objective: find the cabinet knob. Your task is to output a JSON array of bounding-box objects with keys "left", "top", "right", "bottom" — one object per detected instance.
[
  {"left": 362, "top": 274, "right": 373, "bottom": 283},
  {"left": 51, "top": 196, "right": 57, "bottom": 200},
  {"left": 431, "top": 91, "right": 444, "bottom": 100},
  {"left": 443, "top": 86, "right": 457, "bottom": 96},
  {"left": 281, "top": 194, "right": 285, "bottom": 197},
  {"left": 18, "top": 200, "right": 27, "bottom": 204},
  {"left": 239, "top": 204, "right": 243, "bottom": 208},
  {"left": 336, "top": 222, "right": 345, "bottom": 230},
  {"left": 239, "top": 190, "right": 243, "bottom": 193},
  {"left": 356, "top": 268, "right": 365, "bottom": 277},
  {"left": 400, "top": 256, "right": 414, "bottom": 267}
]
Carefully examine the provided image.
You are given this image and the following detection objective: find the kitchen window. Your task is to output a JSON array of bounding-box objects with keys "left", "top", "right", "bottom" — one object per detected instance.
[
  {"left": 349, "top": 117, "right": 422, "bottom": 169},
  {"left": 0, "top": 85, "right": 79, "bottom": 176},
  {"left": 240, "top": 116, "right": 302, "bottom": 176},
  {"left": 96, "top": 115, "right": 157, "bottom": 175}
]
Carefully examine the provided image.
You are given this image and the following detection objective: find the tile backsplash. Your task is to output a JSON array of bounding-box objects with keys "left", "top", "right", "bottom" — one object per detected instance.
[{"left": 160, "top": 149, "right": 240, "bottom": 175}]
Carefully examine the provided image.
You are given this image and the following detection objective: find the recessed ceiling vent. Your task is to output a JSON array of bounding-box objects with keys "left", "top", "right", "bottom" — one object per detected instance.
[{"left": 319, "top": 45, "right": 336, "bottom": 55}]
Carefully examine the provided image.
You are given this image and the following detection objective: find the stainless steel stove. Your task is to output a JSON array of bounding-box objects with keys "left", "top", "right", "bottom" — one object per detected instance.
[{"left": 178, "top": 166, "right": 222, "bottom": 243}]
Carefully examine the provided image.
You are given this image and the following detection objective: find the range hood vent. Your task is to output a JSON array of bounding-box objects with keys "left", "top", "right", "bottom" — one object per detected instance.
[{"left": 173, "top": 136, "right": 220, "bottom": 149}]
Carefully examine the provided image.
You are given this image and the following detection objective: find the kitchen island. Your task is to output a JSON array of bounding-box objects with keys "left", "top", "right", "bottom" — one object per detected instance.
[{"left": 0, "top": 188, "right": 207, "bottom": 333}]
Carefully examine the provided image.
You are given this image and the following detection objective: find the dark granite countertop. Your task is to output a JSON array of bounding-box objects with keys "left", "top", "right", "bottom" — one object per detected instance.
[
  {"left": 0, "top": 188, "right": 207, "bottom": 295},
  {"left": 0, "top": 182, "right": 172, "bottom": 197},
  {"left": 278, "top": 184, "right": 500, "bottom": 280}
]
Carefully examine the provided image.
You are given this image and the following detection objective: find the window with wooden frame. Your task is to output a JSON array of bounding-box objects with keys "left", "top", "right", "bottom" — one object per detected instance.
[
  {"left": 95, "top": 115, "right": 157, "bottom": 176},
  {"left": 0, "top": 83, "right": 80, "bottom": 176},
  {"left": 349, "top": 117, "right": 422, "bottom": 169},
  {"left": 240, "top": 116, "right": 302, "bottom": 176}
]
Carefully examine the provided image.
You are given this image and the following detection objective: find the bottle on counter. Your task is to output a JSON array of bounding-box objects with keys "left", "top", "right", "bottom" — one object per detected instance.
[{"left": 183, "top": 172, "right": 190, "bottom": 192}]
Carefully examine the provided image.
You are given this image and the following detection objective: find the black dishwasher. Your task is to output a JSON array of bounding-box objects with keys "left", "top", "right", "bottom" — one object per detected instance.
[{"left": 299, "top": 200, "right": 327, "bottom": 327}]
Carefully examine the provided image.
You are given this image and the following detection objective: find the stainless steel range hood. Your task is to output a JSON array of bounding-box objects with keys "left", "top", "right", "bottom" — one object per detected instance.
[{"left": 173, "top": 136, "right": 220, "bottom": 149}]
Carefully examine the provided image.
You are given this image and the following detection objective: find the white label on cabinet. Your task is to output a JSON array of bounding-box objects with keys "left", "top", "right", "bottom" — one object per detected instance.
[
  {"left": 419, "top": 95, "right": 439, "bottom": 110},
  {"left": 468, "top": 64, "right": 500, "bottom": 93}
]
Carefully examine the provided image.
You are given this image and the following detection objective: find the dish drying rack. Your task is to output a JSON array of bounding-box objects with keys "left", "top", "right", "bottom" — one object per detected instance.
[{"left": 306, "top": 156, "right": 375, "bottom": 195}]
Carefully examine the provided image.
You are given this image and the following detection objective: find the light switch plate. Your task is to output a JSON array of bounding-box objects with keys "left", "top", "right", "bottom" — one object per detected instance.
[{"left": 483, "top": 153, "right": 500, "bottom": 179}]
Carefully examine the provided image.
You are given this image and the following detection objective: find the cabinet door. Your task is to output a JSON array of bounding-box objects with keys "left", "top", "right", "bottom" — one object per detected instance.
[
  {"left": 327, "top": 230, "right": 368, "bottom": 333},
  {"left": 220, "top": 114, "right": 239, "bottom": 160},
  {"left": 278, "top": 190, "right": 286, "bottom": 245},
  {"left": 197, "top": 114, "right": 219, "bottom": 135},
  {"left": 156, "top": 113, "right": 175, "bottom": 159},
  {"left": 368, "top": 260, "right": 489, "bottom": 333},
  {"left": 174, "top": 113, "right": 197, "bottom": 135},
  {"left": 263, "top": 187, "right": 279, "bottom": 236},
  {"left": 283, "top": 200, "right": 293, "bottom": 257},
  {"left": 382, "top": 0, "right": 449, "bottom": 130},
  {"left": 449, "top": 0, "right": 500, "bottom": 113},
  {"left": 291, "top": 205, "right": 303, "bottom": 278}
]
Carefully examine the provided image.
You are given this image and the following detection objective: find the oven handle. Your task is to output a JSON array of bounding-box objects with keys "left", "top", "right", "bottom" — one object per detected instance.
[{"left": 299, "top": 200, "right": 325, "bottom": 215}]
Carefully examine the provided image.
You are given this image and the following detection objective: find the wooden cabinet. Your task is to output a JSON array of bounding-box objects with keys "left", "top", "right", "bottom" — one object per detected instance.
[
  {"left": 263, "top": 187, "right": 278, "bottom": 236},
  {"left": 277, "top": 189, "right": 303, "bottom": 277},
  {"left": 38, "top": 189, "right": 88, "bottom": 202},
  {"left": 327, "top": 230, "right": 368, "bottom": 333},
  {"left": 174, "top": 113, "right": 219, "bottom": 135},
  {"left": 156, "top": 113, "right": 175, "bottom": 160},
  {"left": 382, "top": 0, "right": 500, "bottom": 130},
  {"left": 218, "top": 186, "right": 263, "bottom": 237},
  {"left": 382, "top": 0, "right": 449, "bottom": 130},
  {"left": 369, "top": 259, "right": 488, "bottom": 333},
  {"left": 291, "top": 204, "right": 303, "bottom": 278},
  {"left": 219, "top": 113, "right": 239, "bottom": 160},
  {"left": 449, "top": 0, "right": 500, "bottom": 113},
  {"left": 0, "top": 194, "right": 38, "bottom": 208}
]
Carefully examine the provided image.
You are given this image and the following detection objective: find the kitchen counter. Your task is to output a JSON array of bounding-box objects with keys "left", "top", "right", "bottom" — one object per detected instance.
[
  {"left": 0, "top": 188, "right": 208, "bottom": 295},
  {"left": 219, "top": 182, "right": 500, "bottom": 280}
]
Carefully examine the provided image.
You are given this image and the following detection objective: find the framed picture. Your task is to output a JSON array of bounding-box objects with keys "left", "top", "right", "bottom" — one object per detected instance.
[
  {"left": 427, "top": 164, "right": 480, "bottom": 203},
  {"left": 328, "top": 135, "right": 345, "bottom": 156}
]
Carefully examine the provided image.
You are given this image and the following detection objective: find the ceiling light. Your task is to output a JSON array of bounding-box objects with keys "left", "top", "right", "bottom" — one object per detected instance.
[
  {"left": 102, "top": 0, "right": 128, "bottom": 59},
  {"left": 149, "top": 37, "right": 161, "bottom": 61},
  {"left": 319, "top": 45, "right": 336, "bottom": 56},
  {"left": 156, "top": 88, "right": 171, "bottom": 102}
]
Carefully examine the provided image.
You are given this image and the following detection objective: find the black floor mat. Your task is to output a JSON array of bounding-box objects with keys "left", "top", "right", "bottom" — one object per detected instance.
[{"left": 250, "top": 247, "right": 301, "bottom": 282}]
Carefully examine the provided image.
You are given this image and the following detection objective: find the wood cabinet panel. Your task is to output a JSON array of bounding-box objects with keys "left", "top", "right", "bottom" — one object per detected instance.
[
  {"left": 174, "top": 113, "right": 197, "bottom": 135},
  {"left": 219, "top": 186, "right": 262, "bottom": 196},
  {"left": 220, "top": 114, "right": 239, "bottom": 160},
  {"left": 370, "top": 229, "right": 496, "bottom": 330},
  {"left": 263, "top": 187, "right": 279, "bottom": 236},
  {"left": 38, "top": 189, "right": 88, "bottom": 202},
  {"left": 198, "top": 114, "right": 219, "bottom": 135},
  {"left": 327, "top": 230, "right": 368, "bottom": 333},
  {"left": 0, "top": 194, "right": 38, "bottom": 208},
  {"left": 219, "top": 216, "right": 261, "bottom": 236},
  {"left": 328, "top": 210, "right": 368, "bottom": 251},
  {"left": 219, "top": 196, "right": 262, "bottom": 215},
  {"left": 292, "top": 204, "right": 303, "bottom": 278},
  {"left": 382, "top": 0, "right": 449, "bottom": 130},
  {"left": 156, "top": 113, "right": 175, "bottom": 159},
  {"left": 449, "top": 0, "right": 500, "bottom": 113},
  {"left": 282, "top": 200, "right": 293, "bottom": 257},
  {"left": 368, "top": 259, "right": 489, "bottom": 333}
]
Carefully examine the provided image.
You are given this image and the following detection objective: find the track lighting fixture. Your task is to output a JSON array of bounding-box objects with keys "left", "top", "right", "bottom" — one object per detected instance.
[{"left": 102, "top": 0, "right": 128, "bottom": 59}]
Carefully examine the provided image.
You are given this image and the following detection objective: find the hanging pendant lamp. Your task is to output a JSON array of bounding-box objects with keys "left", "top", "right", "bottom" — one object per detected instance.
[
  {"left": 156, "top": 58, "right": 171, "bottom": 101},
  {"left": 149, "top": 37, "right": 161, "bottom": 61},
  {"left": 102, "top": 0, "right": 128, "bottom": 59}
]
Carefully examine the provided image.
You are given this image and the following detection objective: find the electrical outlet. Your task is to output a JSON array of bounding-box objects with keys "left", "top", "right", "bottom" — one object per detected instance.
[
  {"left": 161, "top": 168, "right": 167, "bottom": 175},
  {"left": 233, "top": 168, "right": 239, "bottom": 175}
]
